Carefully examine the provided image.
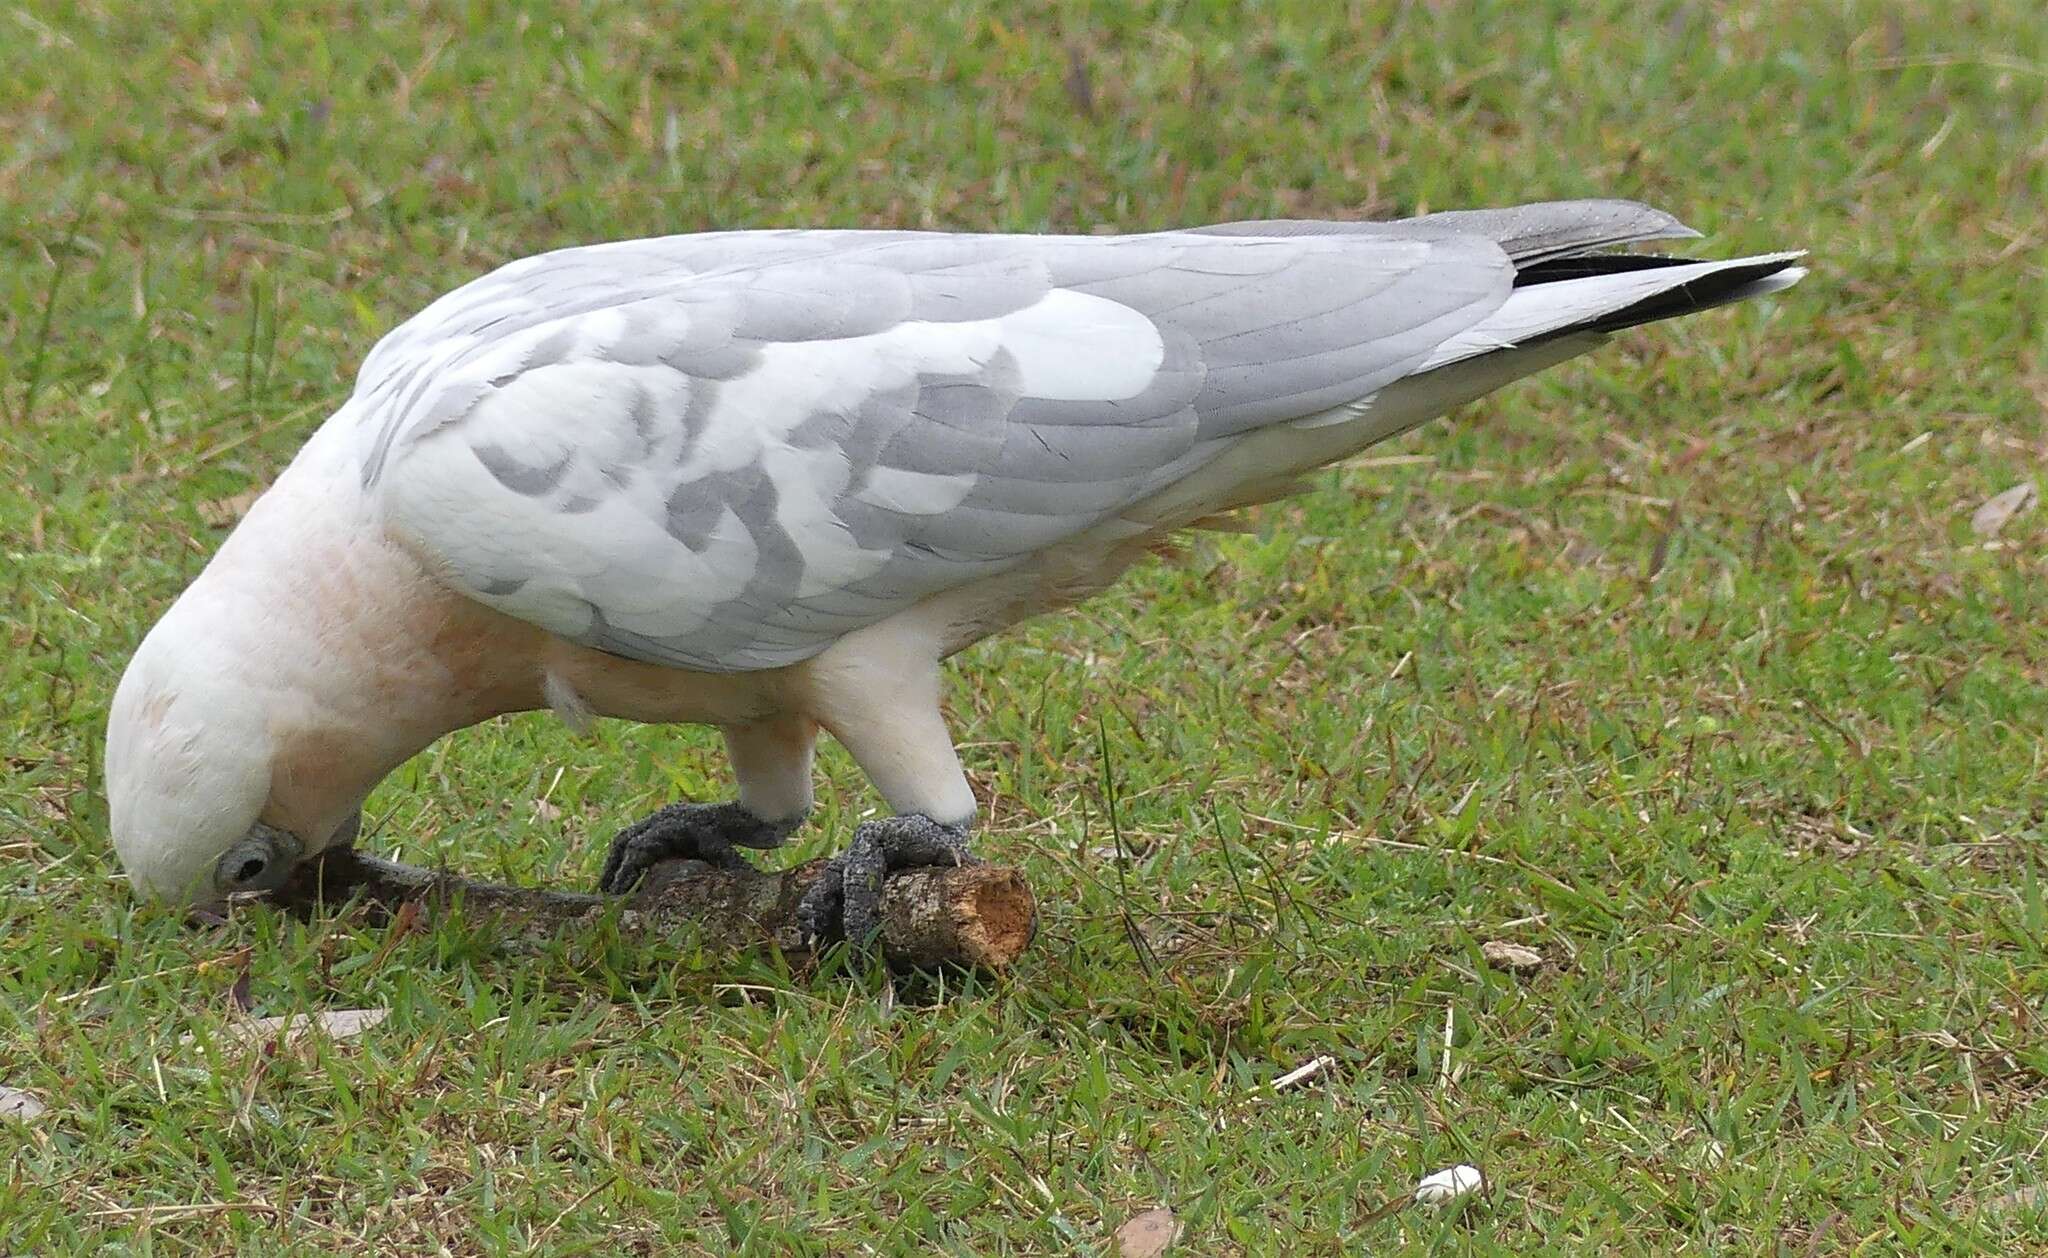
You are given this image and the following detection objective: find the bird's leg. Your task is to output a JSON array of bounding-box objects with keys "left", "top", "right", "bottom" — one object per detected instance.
[
  {"left": 794, "top": 663, "right": 982, "bottom": 944},
  {"left": 597, "top": 715, "right": 816, "bottom": 895}
]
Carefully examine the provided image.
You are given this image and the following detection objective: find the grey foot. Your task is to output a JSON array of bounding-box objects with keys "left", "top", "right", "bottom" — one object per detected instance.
[
  {"left": 598, "top": 801, "right": 800, "bottom": 896},
  {"left": 795, "top": 814, "right": 980, "bottom": 946}
]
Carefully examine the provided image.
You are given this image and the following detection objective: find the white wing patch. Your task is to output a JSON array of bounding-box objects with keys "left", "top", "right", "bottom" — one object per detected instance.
[
  {"left": 855, "top": 466, "right": 978, "bottom": 515},
  {"left": 984, "top": 289, "right": 1165, "bottom": 401}
]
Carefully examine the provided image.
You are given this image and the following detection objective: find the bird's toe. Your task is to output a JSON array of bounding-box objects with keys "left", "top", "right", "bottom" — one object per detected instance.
[
  {"left": 799, "top": 814, "right": 978, "bottom": 947},
  {"left": 596, "top": 801, "right": 770, "bottom": 896}
]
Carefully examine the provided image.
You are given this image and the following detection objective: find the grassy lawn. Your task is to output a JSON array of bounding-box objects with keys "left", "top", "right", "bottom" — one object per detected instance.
[{"left": 3, "top": 0, "right": 2044, "bottom": 1251}]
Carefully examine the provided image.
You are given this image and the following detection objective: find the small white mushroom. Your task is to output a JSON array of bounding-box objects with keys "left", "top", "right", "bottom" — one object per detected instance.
[{"left": 1414, "top": 1164, "right": 1484, "bottom": 1205}]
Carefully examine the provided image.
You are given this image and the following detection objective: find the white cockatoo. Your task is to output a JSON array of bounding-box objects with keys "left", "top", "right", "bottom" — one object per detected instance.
[{"left": 106, "top": 201, "right": 1802, "bottom": 939}]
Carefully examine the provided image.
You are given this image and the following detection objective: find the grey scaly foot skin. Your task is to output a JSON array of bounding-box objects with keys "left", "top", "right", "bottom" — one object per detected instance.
[
  {"left": 795, "top": 814, "right": 981, "bottom": 946},
  {"left": 598, "top": 801, "right": 801, "bottom": 895}
]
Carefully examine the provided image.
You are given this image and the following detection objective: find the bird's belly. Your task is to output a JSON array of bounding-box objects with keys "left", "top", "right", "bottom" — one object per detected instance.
[{"left": 540, "top": 639, "right": 796, "bottom": 727}]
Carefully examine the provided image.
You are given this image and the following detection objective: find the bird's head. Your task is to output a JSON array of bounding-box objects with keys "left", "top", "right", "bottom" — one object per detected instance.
[
  {"left": 104, "top": 590, "right": 308, "bottom": 907},
  {"left": 103, "top": 427, "right": 481, "bottom": 907}
]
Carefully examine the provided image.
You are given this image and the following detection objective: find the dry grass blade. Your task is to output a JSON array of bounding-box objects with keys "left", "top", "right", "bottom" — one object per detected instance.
[{"left": 1269, "top": 1055, "right": 1334, "bottom": 1092}]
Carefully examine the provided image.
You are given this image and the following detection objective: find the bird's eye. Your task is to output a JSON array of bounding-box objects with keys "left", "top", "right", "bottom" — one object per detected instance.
[{"left": 214, "top": 826, "right": 300, "bottom": 895}]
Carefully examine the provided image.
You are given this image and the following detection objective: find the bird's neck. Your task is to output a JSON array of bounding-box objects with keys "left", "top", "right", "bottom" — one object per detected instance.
[{"left": 187, "top": 425, "right": 550, "bottom": 846}]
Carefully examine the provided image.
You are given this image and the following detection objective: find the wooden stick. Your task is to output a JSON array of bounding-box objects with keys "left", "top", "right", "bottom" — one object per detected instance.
[{"left": 267, "top": 847, "right": 1037, "bottom": 972}]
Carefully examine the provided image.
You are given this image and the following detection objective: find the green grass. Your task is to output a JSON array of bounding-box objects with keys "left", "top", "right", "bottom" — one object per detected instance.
[{"left": 3, "top": 0, "right": 2045, "bottom": 1251}]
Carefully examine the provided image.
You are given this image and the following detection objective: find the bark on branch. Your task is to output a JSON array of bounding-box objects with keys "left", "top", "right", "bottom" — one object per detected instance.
[{"left": 268, "top": 848, "right": 1037, "bottom": 972}]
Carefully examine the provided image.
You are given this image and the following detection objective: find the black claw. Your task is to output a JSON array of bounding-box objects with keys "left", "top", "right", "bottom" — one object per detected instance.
[
  {"left": 597, "top": 801, "right": 797, "bottom": 896},
  {"left": 794, "top": 867, "right": 843, "bottom": 945},
  {"left": 795, "top": 814, "right": 978, "bottom": 947}
]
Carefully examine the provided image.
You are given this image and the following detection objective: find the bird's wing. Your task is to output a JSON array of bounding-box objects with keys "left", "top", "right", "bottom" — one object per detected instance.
[{"left": 354, "top": 228, "right": 1511, "bottom": 671}]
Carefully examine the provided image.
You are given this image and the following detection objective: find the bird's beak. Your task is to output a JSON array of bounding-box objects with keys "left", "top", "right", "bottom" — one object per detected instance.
[{"left": 186, "top": 814, "right": 358, "bottom": 921}]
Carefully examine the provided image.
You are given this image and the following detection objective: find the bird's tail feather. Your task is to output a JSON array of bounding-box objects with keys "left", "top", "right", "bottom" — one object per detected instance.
[{"left": 1416, "top": 251, "right": 1806, "bottom": 373}]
